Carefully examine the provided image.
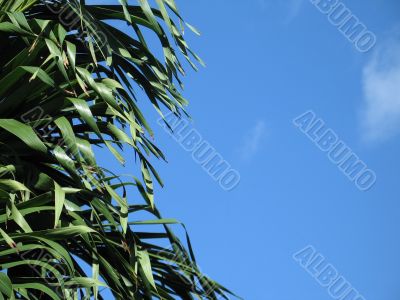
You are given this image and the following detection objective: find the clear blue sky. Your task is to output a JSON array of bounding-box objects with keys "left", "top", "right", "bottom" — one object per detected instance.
[{"left": 97, "top": 1, "right": 400, "bottom": 299}]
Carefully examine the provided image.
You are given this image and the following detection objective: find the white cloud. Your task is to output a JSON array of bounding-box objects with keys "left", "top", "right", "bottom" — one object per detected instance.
[
  {"left": 284, "top": 0, "right": 303, "bottom": 24},
  {"left": 361, "top": 40, "right": 400, "bottom": 143},
  {"left": 258, "top": 0, "right": 303, "bottom": 23},
  {"left": 239, "top": 120, "right": 267, "bottom": 160}
]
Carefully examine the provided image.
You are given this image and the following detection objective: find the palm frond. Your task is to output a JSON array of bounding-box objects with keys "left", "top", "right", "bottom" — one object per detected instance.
[{"left": 0, "top": 0, "right": 238, "bottom": 299}]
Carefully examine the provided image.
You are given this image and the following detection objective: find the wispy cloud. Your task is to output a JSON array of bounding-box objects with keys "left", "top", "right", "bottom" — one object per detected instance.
[
  {"left": 239, "top": 120, "right": 267, "bottom": 160},
  {"left": 360, "top": 39, "right": 400, "bottom": 143},
  {"left": 284, "top": 0, "right": 304, "bottom": 24},
  {"left": 258, "top": 0, "right": 303, "bottom": 24}
]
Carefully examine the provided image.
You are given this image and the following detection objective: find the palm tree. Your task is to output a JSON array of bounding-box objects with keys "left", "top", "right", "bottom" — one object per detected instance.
[{"left": 0, "top": 1, "right": 236, "bottom": 299}]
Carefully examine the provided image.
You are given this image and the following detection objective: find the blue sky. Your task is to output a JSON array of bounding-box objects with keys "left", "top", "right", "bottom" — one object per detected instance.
[{"left": 97, "top": 0, "right": 400, "bottom": 299}]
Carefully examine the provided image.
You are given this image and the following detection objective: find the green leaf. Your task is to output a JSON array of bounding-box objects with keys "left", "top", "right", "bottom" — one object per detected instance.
[
  {"left": 0, "top": 179, "right": 29, "bottom": 192},
  {"left": 138, "top": 249, "right": 157, "bottom": 291},
  {"left": 185, "top": 22, "right": 201, "bottom": 35},
  {"left": 0, "top": 273, "right": 13, "bottom": 299},
  {"left": 11, "top": 201, "right": 33, "bottom": 233},
  {"left": 54, "top": 181, "right": 65, "bottom": 228},
  {"left": 0, "top": 119, "right": 47, "bottom": 153}
]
